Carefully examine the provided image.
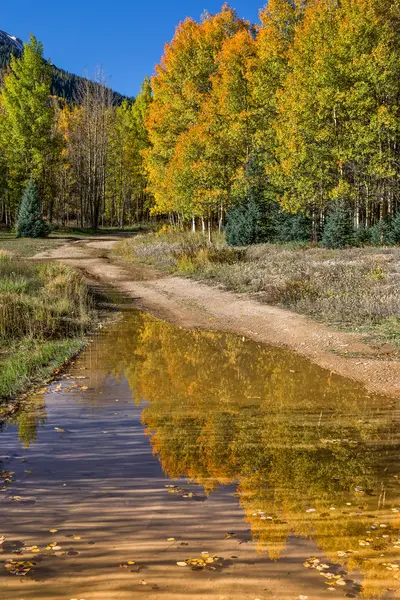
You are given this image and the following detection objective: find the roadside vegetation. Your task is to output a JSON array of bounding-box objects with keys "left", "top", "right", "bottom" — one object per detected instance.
[
  {"left": 115, "top": 231, "right": 400, "bottom": 347},
  {"left": 0, "top": 250, "right": 95, "bottom": 401}
]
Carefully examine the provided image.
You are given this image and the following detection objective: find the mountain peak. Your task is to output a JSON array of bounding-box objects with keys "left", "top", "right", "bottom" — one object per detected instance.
[{"left": 0, "top": 30, "right": 23, "bottom": 53}]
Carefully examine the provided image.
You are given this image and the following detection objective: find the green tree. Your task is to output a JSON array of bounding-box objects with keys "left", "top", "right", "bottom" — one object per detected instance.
[
  {"left": 106, "top": 77, "right": 152, "bottom": 225},
  {"left": 225, "top": 198, "right": 262, "bottom": 246},
  {"left": 225, "top": 155, "right": 267, "bottom": 246},
  {"left": 0, "top": 35, "right": 60, "bottom": 218},
  {"left": 322, "top": 202, "right": 354, "bottom": 249},
  {"left": 370, "top": 218, "right": 392, "bottom": 246},
  {"left": 130, "top": 76, "right": 153, "bottom": 220},
  {"left": 16, "top": 179, "right": 50, "bottom": 238},
  {"left": 388, "top": 213, "right": 400, "bottom": 245},
  {"left": 274, "top": 211, "right": 312, "bottom": 244}
]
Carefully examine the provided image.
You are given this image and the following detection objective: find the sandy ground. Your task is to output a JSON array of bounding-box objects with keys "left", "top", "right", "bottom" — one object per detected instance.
[{"left": 33, "top": 238, "right": 400, "bottom": 398}]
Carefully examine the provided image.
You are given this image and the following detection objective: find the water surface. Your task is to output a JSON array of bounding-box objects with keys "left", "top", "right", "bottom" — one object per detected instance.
[{"left": 1, "top": 309, "right": 400, "bottom": 600}]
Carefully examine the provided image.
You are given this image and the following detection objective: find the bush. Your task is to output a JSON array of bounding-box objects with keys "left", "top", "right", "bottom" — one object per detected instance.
[
  {"left": 322, "top": 202, "right": 354, "bottom": 249},
  {"left": 16, "top": 180, "right": 50, "bottom": 238}
]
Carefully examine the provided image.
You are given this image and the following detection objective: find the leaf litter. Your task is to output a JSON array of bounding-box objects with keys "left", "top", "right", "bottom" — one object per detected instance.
[
  {"left": 165, "top": 484, "right": 195, "bottom": 499},
  {"left": 177, "top": 552, "right": 221, "bottom": 570}
]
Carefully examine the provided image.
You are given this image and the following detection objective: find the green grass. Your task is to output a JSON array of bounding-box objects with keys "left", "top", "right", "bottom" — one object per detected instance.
[
  {"left": 0, "top": 251, "right": 95, "bottom": 401},
  {"left": 0, "top": 339, "right": 84, "bottom": 399},
  {"left": 115, "top": 232, "right": 400, "bottom": 347}
]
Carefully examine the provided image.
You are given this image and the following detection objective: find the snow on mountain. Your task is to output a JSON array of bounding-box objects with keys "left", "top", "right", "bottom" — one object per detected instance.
[{"left": 0, "top": 30, "right": 23, "bottom": 53}]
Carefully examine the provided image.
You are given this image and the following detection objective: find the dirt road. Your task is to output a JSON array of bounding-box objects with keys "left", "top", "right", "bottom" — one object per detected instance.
[{"left": 34, "top": 238, "right": 400, "bottom": 398}]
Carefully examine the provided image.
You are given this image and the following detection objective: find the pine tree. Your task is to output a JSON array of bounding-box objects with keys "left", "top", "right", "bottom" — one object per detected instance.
[
  {"left": 225, "top": 155, "right": 266, "bottom": 246},
  {"left": 16, "top": 180, "right": 50, "bottom": 238},
  {"left": 322, "top": 202, "right": 354, "bottom": 249},
  {"left": 274, "top": 211, "right": 312, "bottom": 243},
  {"left": 370, "top": 218, "right": 392, "bottom": 246},
  {"left": 225, "top": 198, "right": 262, "bottom": 246},
  {"left": 388, "top": 213, "right": 400, "bottom": 245}
]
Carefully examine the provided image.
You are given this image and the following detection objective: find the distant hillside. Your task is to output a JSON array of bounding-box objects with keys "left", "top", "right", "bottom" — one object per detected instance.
[
  {"left": 0, "top": 30, "right": 22, "bottom": 68},
  {"left": 0, "top": 29, "right": 130, "bottom": 105}
]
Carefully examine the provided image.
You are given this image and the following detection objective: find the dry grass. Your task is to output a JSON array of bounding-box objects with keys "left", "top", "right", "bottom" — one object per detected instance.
[
  {"left": 0, "top": 260, "right": 92, "bottom": 341},
  {"left": 115, "top": 233, "right": 400, "bottom": 343}
]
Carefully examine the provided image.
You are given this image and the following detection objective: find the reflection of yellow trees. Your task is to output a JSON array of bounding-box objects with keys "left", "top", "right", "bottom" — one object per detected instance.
[{"left": 94, "top": 311, "right": 400, "bottom": 598}]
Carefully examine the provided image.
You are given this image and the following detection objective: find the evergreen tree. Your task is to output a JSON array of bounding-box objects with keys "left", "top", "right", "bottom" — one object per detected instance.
[
  {"left": 225, "top": 155, "right": 266, "bottom": 246},
  {"left": 322, "top": 202, "right": 354, "bottom": 249},
  {"left": 16, "top": 180, "right": 50, "bottom": 238},
  {"left": 353, "top": 225, "right": 372, "bottom": 246},
  {"left": 388, "top": 213, "right": 400, "bottom": 246},
  {"left": 274, "top": 211, "right": 312, "bottom": 244},
  {"left": 225, "top": 198, "right": 262, "bottom": 246},
  {"left": 370, "top": 218, "right": 393, "bottom": 246}
]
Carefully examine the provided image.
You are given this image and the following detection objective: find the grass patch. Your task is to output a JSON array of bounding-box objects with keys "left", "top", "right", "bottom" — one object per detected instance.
[
  {"left": 0, "top": 232, "right": 67, "bottom": 257},
  {"left": 115, "top": 232, "right": 400, "bottom": 345},
  {"left": 0, "top": 223, "right": 153, "bottom": 257},
  {"left": 0, "top": 339, "right": 84, "bottom": 399},
  {"left": 0, "top": 254, "right": 95, "bottom": 401},
  {"left": 51, "top": 223, "right": 152, "bottom": 236}
]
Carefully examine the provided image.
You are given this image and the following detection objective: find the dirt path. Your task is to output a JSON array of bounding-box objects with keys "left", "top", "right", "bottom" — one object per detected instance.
[{"left": 34, "top": 238, "right": 400, "bottom": 398}]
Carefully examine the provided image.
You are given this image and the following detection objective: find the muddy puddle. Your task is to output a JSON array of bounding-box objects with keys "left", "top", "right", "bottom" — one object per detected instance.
[{"left": 1, "top": 308, "right": 400, "bottom": 600}]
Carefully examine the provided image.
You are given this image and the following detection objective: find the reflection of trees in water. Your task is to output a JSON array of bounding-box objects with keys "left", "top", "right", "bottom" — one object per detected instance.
[
  {"left": 1, "top": 397, "right": 46, "bottom": 448},
  {"left": 5, "top": 311, "right": 400, "bottom": 597},
  {"left": 95, "top": 311, "right": 400, "bottom": 598}
]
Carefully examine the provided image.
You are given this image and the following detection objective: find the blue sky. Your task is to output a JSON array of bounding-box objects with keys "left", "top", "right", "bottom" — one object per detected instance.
[{"left": 2, "top": 1, "right": 263, "bottom": 98}]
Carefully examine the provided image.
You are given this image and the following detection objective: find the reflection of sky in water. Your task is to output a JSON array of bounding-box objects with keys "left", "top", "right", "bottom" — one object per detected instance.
[{"left": 2, "top": 309, "right": 400, "bottom": 599}]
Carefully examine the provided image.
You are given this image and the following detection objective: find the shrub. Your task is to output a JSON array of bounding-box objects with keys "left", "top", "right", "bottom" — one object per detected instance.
[
  {"left": 322, "top": 202, "right": 354, "bottom": 249},
  {"left": 16, "top": 180, "right": 50, "bottom": 238}
]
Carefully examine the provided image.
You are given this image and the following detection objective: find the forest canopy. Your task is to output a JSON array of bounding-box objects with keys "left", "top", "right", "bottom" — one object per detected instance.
[{"left": 1, "top": 0, "right": 400, "bottom": 241}]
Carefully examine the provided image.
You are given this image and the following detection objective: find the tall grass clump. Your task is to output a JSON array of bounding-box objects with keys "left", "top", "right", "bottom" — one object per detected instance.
[
  {"left": 0, "top": 257, "right": 94, "bottom": 400},
  {"left": 0, "top": 261, "right": 92, "bottom": 342}
]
